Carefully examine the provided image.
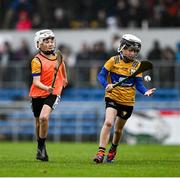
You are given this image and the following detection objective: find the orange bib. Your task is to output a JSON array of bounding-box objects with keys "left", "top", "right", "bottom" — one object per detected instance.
[{"left": 29, "top": 53, "right": 63, "bottom": 98}]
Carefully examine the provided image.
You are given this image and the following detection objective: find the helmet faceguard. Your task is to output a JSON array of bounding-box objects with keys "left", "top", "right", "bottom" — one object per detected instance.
[
  {"left": 118, "top": 34, "right": 141, "bottom": 62},
  {"left": 34, "top": 29, "right": 55, "bottom": 54}
]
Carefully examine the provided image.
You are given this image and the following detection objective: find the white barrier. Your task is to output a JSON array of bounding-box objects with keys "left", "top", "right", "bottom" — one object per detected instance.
[{"left": 0, "top": 29, "right": 179, "bottom": 57}]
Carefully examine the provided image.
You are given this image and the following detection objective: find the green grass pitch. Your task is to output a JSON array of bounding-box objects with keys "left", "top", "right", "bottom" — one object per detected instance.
[{"left": 0, "top": 142, "right": 180, "bottom": 177}]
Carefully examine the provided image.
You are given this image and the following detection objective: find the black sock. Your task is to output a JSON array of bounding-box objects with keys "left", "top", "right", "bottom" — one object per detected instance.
[
  {"left": 110, "top": 143, "right": 118, "bottom": 151},
  {"left": 38, "top": 137, "right": 46, "bottom": 149},
  {"left": 98, "top": 147, "right": 106, "bottom": 153}
]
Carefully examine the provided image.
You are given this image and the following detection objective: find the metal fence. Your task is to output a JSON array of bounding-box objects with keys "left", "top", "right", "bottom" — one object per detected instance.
[{"left": 0, "top": 60, "right": 180, "bottom": 88}]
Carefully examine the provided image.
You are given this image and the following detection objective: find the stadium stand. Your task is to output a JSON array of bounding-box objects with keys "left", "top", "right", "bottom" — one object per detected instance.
[
  {"left": 1, "top": 0, "right": 180, "bottom": 29},
  {"left": 0, "top": 0, "right": 180, "bottom": 142},
  {"left": 0, "top": 86, "right": 180, "bottom": 141},
  {"left": 62, "top": 88, "right": 180, "bottom": 102},
  {"left": 0, "top": 88, "right": 180, "bottom": 102},
  {"left": 0, "top": 101, "right": 105, "bottom": 141}
]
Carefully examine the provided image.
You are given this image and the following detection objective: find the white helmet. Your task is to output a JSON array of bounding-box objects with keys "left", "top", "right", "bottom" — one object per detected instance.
[
  {"left": 118, "top": 34, "right": 141, "bottom": 62},
  {"left": 34, "top": 29, "right": 55, "bottom": 50},
  {"left": 118, "top": 34, "right": 141, "bottom": 52}
]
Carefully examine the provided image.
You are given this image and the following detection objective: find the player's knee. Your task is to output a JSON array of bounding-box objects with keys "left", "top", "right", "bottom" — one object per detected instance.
[
  {"left": 104, "top": 121, "right": 113, "bottom": 128},
  {"left": 39, "top": 116, "right": 48, "bottom": 124}
]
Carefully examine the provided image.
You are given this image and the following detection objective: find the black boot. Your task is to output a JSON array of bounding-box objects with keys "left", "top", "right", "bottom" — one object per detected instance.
[{"left": 36, "top": 145, "right": 49, "bottom": 161}]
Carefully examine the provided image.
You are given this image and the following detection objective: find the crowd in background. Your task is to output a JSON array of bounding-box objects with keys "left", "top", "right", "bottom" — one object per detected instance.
[
  {"left": 0, "top": 0, "right": 180, "bottom": 88},
  {"left": 0, "top": 0, "right": 180, "bottom": 30},
  {"left": 0, "top": 33, "right": 179, "bottom": 68},
  {"left": 0, "top": 33, "right": 180, "bottom": 88}
]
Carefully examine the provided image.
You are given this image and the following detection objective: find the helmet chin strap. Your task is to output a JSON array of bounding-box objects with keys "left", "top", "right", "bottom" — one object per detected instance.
[
  {"left": 120, "top": 52, "right": 134, "bottom": 63},
  {"left": 40, "top": 49, "right": 55, "bottom": 55},
  {"left": 119, "top": 44, "right": 138, "bottom": 62}
]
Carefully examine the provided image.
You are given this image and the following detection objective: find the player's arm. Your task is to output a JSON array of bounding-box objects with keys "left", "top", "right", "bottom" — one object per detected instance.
[
  {"left": 31, "top": 58, "right": 53, "bottom": 93},
  {"left": 97, "top": 67, "right": 109, "bottom": 88},
  {"left": 61, "top": 60, "right": 68, "bottom": 87},
  {"left": 98, "top": 57, "right": 115, "bottom": 91},
  {"left": 33, "top": 76, "right": 53, "bottom": 93},
  {"left": 135, "top": 77, "right": 148, "bottom": 94},
  {"left": 135, "top": 77, "right": 156, "bottom": 96}
]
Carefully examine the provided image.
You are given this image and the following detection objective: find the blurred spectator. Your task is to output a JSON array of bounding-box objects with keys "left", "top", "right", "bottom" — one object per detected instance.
[
  {"left": 176, "top": 10, "right": 180, "bottom": 27},
  {"left": 76, "top": 41, "right": 109, "bottom": 87},
  {"left": 160, "top": 46, "right": 176, "bottom": 88},
  {"left": 31, "top": 13, "right": 42, "bottom": 29},
  {"left": 76, "top": 43, "right": 92, "bottom": 62},
  {"left": 0, "top": 34, "right": 179, "bottom": 88},
  {"left": 58, "top": 44, "right": 76, "bottom": 68},
  {"left": 148, "top": 0, "right": 163, "bottom": 27},
  {"left": 161, "top": 0, "right": 180, "bottom": 27},
  {"left": 75, "top": 42, "right": 92, "bottom": 86},
  {"left": 95, "top": 9, "right": 107, "bottom": 28},
  {"left": 0, "top": 41, "right": 14, "bottom": 64},
  {"left": 128, "top": 0, "right": 148, "bottom": 27},
  {"left": 175, "top": 42, "right": 180, "bottom": 62},
  {"left": 108, "top": 34, "right": 121, "bottom": 57},
  {"left": 58, "top": 44, "right": 76, "bottom": 87},
  {"left": 2, "top": 0, "right": 33, "bottom": 29},
  {"left": 13, "top": 39, "right": 31, "bottom": 84},
  {"left": 106, "top": 16, "right": 118, "bottom": 29},
  {"left": 16, "top": 10, "right": 32, "bottom": 31},
  {"left": 1, "top": 0, "right": 180, "bottom": 29},
  {"left": 147, "top": 40, "right": 162, "bottom": 61},
  {"left": 0, "top": 41, "right": 14, "bottom": 85},
  {"left": 115, "top": 0, "right": 129, "bottom": 27},
  {"left": 91, "top": 41, "right": 109, "bottom": 62},
  {"left": 162, "top": 46, "right": 176, "bottom": 61},
  {"left": 14, "top": 39, "right": 30, "bottom": 62},
  {"left": 52, "top": 7, "right": 70, "bottom": 28}
]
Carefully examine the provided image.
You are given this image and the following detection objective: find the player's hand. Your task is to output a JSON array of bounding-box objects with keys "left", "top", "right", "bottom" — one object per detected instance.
[
  {"left": 144, "top": 88, "right": 156, "bottom": 96},
  {"left": 63, "top": 78, "right": 68, "bottom": 88},
  {"left": 46, "top": 86, "right": 54, "bottom": 93},
  {"left": 106, "top": 84, "right": 114, "bottom": 92}
]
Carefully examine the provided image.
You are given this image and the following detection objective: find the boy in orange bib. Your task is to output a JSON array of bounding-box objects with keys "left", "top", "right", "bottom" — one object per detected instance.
[{"left": 29, "top": 29, "right": 68, "bottom": 161}]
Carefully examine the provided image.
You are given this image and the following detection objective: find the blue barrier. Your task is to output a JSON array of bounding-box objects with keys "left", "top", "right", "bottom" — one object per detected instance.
[
  {"left": 0, "top": 88, "right": 179, "bottom": 102},
  {"left": 0, "top": 108, "right": 101, "bottom": 137},
  {"left": 0, "top": 88, "right": 179, "bottom": 139}
]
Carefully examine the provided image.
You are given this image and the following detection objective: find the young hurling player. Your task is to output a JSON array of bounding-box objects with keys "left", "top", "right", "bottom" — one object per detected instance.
[
  {"left": 29, "top": 29, "right": 68, "bottom": 161},
  {"left": 93, "top": 34, "right": 156, "bottom": 163}
]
